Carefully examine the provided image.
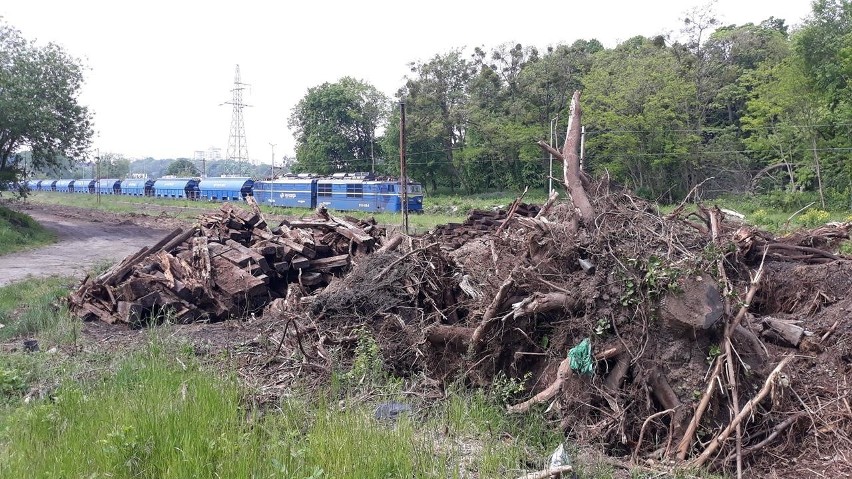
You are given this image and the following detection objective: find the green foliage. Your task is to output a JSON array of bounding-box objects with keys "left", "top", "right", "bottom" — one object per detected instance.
[
  {"left": 289, "top": 77, "right": 389, "bottom": 174},
  {"left": 489, "top": 371, "right": 532, "bottom": 404},
  {"left": 341, "top": 328, "right": 385, "bottom": 387},
  {"left": 164, "top": 158, "right": 200, "bottom": 177},
  {"left": 798, "top": 208, "right": 831, "bottom": 227},
  {"left": 0, "top": 340, "right": 560, "bottom": 478},
  {"left": 0, "top": 206, "right": 56, "bottom": 256},
  {"left": 0, "top": 20, "right": 92, "bottom": 193}
]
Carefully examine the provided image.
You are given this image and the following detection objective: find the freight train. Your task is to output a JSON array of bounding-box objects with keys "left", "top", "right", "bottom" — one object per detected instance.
[{"left": 26, "top": 173, "right": 424, "bottom": 213}]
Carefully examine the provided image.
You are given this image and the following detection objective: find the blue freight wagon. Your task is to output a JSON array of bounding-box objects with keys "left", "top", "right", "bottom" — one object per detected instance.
[
  {"left": 96, "top": 179, "right": 122, "bottom": 195},
  {"left": 121, "top": 179, "right": 154, "bottom": 197},
  {"left": 197, "top": 177, "right": 254, "bottom": 201},
  {"left": 253, "top": 177, "right": 317, "bottom": 208},
  {"left": 54, "top": 179, "right": 75, "bottom": 193},
  {"left": 73, "top": 179, "right": 96, "bottom": 194},
  {"left": 152, "top": 178, "right": 199, "bottom": 199},
  {"left": 26, "top": 180, "right": 42, "bottom": 191}
]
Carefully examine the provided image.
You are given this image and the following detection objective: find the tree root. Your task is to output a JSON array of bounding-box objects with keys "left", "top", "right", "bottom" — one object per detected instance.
[{"left": 692, "top": 355, "right": 795, "bottom": 468}]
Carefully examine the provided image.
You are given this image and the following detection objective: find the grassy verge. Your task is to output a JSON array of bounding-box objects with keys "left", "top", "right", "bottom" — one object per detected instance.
[
  {"left": 0, "top": 339, "right": 562, "bottom": 478},
  {"left": 0, "top": 276, "right": 75, "bottom": 341},
  {"left": 0, "top": 205, "right": 56, "bottom": 256}
]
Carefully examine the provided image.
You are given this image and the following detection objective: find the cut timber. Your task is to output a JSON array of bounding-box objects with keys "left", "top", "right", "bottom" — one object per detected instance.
[
  {"left": 329, "top": 214, "right": 374, "bottom": 245},
  {"left": 117, "top": 301, "right": 143, "bottom": 324},
  {"left": 299, "top": 271, "right": 323, "bottom": 286},
  {"left": 307, "top": 254, "right": 350, "bottom": 272},
  {"left": 211, "top": 256, "right": 267, "bottom": 297},
  {"left": 290, "top": 255, "right": 311, "bottom": 270}
]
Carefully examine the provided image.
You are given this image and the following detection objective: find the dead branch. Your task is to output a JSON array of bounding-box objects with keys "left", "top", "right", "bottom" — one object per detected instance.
[
  {"left": 535, "top": 190, "right": 560, "bottom": 219},
  {"left": 514, "top": 465, "right": 574, "bottom": 479},
  {"left": 692, "top": 355, "right": 795, "bottom": 468},
  {"left": 634, "top": 408, "right": 675, "bottom": 460},
  {"left": 723, "top": 412, "right": 806, "bottom": 464},
  {"left": 373, "top": 242, "right": 439, "bottom": 280},
  {"left": 497, "top": 186, "right": 529, "bottom": 234},
  {"left": 469, "top": 267, "right": 518, "bottom": 354},
  {"left": 675, "top": 355, "right": 725, "bottom": 460}
]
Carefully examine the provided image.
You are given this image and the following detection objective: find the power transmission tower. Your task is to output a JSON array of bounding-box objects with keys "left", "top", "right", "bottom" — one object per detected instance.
[{"left": 224, "top": 64, "right": 251, "bottom": 175}]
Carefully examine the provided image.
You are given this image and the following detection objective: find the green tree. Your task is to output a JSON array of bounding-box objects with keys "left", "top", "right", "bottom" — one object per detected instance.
[
  {"left": 583, "top": 36, "right": 695, "bottom": 200},
  {"left": 97, "top": 152, "right": 131, "bottom": 178},
  {"left": 0, "top": 21, "right": 93, "bottom": 191},
  {"left": 165, "top": 158, "right": 200, "bottom": 177},
  {"left": 289, "top": 77, "right": 389, "bottom": 174},
  {"left": 391, "top": 50, "right": 475, "bottom": 192}
]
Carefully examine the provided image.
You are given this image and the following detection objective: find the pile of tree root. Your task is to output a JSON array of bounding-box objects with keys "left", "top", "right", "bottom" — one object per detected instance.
[
  {"left": 69, "top": 92, "right": 851, "bottom": 477},
  {"left": 257, "top": 93, "right": 852, "bottom": 477}
]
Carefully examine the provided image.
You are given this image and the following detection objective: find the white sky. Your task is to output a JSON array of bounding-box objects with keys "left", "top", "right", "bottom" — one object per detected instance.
[{"left": 2, "top": 0, "right": 813, "bottom": 162}]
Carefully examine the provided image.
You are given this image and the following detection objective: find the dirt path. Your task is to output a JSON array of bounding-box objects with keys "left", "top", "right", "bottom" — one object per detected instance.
[{"left": 0, "top": 204, "right": 177, "bottom": 286}]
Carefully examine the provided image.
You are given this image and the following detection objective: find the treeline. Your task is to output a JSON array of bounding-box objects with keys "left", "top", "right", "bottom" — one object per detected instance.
[
  {"left": 37, "top": 155, "right": 275, "bottom": 181},
  {"left": 290, "top": 1, "right": 851, "bottom": 205}
]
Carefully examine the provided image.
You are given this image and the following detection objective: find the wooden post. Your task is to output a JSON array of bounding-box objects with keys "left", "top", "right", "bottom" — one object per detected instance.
[{"left": 399, "top": 101, "right": 409, "bottom": 234}]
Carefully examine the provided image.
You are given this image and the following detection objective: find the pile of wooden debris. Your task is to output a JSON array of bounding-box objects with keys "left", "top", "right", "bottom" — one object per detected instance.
[{"left": 68, "top": 200, "right": 384, "bottom": 325}]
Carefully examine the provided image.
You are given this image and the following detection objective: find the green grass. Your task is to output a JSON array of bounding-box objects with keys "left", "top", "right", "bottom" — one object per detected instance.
[
  {"left": 0, "top": 205, "right": 56, "bottom": 256},
  {"left": 0, "top": 339, "right": 561, "bottom": 479},
  {"left": 0, "top": 276, "right": 75, "bottom": 341}
]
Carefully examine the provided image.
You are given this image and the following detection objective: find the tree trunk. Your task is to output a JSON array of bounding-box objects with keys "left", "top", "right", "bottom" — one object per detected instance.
[{"left": 562, "top": 91, "right": 594, "bottom": 224}]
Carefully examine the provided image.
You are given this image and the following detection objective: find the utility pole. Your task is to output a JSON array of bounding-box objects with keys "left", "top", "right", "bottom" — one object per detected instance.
[
  {"left": 399, "top": 101, "right": 409, "bottom": 234},
  {"left": 269, "top": 142, "right": 276, "bottom": 179},
  {"left": 370, "top": 135, "right": 375, "bottom": 174},
  {"left": 95, "top": 149, "right": 101, "bottom": 205}
]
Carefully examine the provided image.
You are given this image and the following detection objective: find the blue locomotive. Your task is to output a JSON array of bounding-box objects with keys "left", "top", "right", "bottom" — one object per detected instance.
[{"left": 30, "top": 173, "right": 424, "bottom": 214}]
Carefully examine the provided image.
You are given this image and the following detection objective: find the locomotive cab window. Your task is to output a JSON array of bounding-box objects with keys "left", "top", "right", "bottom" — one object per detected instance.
[
  {"left": 346, "top": 183, "right": 363, "bottom": 197},
  {"left": 318, "top": 183, "right": 332, "bottom": 197}
]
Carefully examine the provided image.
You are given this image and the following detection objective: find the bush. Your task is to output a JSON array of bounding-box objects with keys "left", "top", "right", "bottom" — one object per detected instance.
[{"left": 798, "top": 208, "right": 831, "bottom": 227}]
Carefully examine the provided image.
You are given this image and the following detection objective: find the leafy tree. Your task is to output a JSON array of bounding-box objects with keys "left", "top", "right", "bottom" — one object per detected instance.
[
  {"left": 583, "top": 36, "right": 695, "bottom": 200},
  {"left": 289, "top": 77, "right": 389, "bottom": 174},
  {"left": 0, "top": 21, "right": 92, "bottom": 191},
  {"left": 392, "top": 50, "right": 475, "bottom": 192},
  {"left": 165, "top": 158, "right": 200, "bottom": 177},
  {"left": 97, "top": 152, "right": 131, "bottom": 178}
]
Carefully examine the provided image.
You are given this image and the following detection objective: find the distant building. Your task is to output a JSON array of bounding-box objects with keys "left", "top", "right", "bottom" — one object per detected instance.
[{"left": 193, "top": 147, "right": 223, "bottom": 162}]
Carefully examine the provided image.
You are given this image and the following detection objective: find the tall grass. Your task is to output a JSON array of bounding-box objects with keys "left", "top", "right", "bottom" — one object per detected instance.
[
  {"left": 0, "top": 205, "right": 56, "bottom": 256},
  {"left": 0, "top": 276, "right": 75, "bottom": 341},
  {"left": 0, "top": 341, "right": 561, "bottom": 478}
]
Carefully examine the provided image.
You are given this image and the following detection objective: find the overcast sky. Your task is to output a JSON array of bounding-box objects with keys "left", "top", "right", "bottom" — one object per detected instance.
[{"left": 2, "top": 0, "right": 813, "bottom": 162}]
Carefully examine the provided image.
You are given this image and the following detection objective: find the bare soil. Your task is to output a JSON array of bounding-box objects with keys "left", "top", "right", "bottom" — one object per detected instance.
[{"left": 0, "top": 202, "right": 186, "bottom": 286}]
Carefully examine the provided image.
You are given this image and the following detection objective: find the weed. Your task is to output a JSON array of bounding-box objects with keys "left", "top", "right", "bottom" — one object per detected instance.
[
  {"left": 0, "top": 276, "right": 74, "bottom": 340},
  {"left": 798, "top": 208, "right": 831, "bottom": 227},
  {"left": 490, "top": 371, "right": 532, "bottom": 404},
  {"left": 341, "top": 327, "right": 385, "bottom": 387}
]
